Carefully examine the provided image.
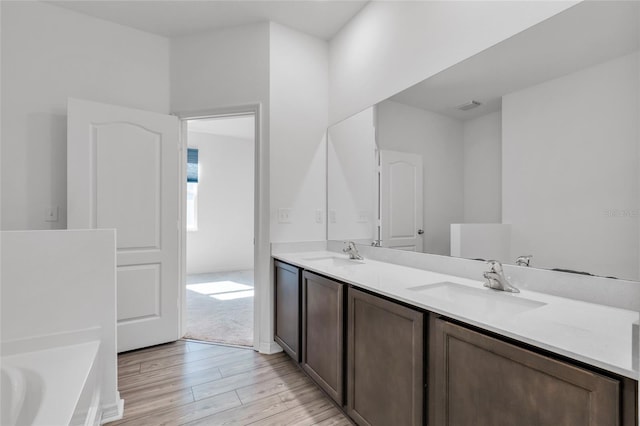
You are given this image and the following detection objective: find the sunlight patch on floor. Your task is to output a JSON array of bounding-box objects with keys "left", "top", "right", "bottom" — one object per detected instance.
[
  {"left": 211, "top": 290, "right": 255, "bottom": 301},
  {"left": 187, "top": 280, "right": 253, "bottom": 295}
]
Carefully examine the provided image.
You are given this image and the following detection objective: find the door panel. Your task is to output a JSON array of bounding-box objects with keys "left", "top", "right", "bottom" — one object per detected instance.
[
  {"left": 380, "top": 150, "right": 423, "bottom": 251},
  {"left": 68, "top": 98, "right": 179, "bottom": 352},
  {"left": 302, "top": 271, "right": 344, "bottom": 405},
  {"left": 347, "top": 287, "right": 424, "bottom": 426},
  {"left": 274, "top": 260, "right": 302, "bottom": 361},
  {"left": 95, "top": 123, "right": 161, "bottom": 249},
  {"left": 116, "top": 265, "right": 161, "bottom": 321},
  {"left": 429, "top": 317, "right": 621, "bottom": 426}
]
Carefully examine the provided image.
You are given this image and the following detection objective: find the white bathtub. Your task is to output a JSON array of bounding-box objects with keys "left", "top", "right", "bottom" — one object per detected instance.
[{"left": 1, "top": 341, "right": 101, "bottom": 426}]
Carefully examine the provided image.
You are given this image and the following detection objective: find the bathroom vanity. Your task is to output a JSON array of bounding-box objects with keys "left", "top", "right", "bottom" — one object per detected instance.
[
  {"left": 273, "top": 3, "right": 640, "bottom": 424},
  {"left": 273, "top": 252, "right": 638, "bottom": 426}
]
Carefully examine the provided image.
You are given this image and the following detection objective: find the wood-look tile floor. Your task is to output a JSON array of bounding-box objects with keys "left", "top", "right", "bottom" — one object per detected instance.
[{"left": 106, "top": 340, "right": 352, "bottom": 426}]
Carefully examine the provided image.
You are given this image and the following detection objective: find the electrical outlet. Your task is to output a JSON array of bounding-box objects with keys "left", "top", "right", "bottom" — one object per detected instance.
[
  {"left": 329, "top": 209, "right": 337, "bottom": 224},
  {"left": 278, "top": 208, "right": 292, "bottom": 224},
  {"left": 45, "top": 206, "right": 59, "bottom": 222},
  {"left": 315, "top": 209, "right": 323, "bottom": 224},
  {"left": 357, "top": 210, "right": 369, "bottom": 223}
]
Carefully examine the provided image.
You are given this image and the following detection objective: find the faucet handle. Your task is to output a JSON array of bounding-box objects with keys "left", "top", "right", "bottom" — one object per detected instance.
[
  {"left": 343, "top": 241, "right": 357, "bottom": 253},
  {"left": 515, "top": 255, "right": 533, "bottom": 267},
  {"left": 342, "top": 241, "right": 363, "bottom": 260},
  {"left": 486, "top": 260, "right": 503, "bottom": 273}
]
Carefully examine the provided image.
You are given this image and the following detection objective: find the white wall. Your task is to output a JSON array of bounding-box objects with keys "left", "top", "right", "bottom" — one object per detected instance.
[
  {"left": 0, "top": 1, "right": 170, "bottom": 231},
  {"left": 376, "top": 100, "right": 464, "bottom": 255},
  {"left": 327, "top": 107, "right": 376, "bottom": 242},
  {"left": 503, "top": 52, "right": 639, "bottom": 280},
  {"left": 328, "top": 1, "right": 577, "bottom": 124},
  {"left": 187, "top": 131, "right": 254, "bottom": 274},
  {"left": 1, "top": 230, "right": 119, "bottom": 418},
  {"left": 170, "top": 23, "right": 270, "bottom": 115},
  {"left": 269, "top": 23, "right": 329, "bottom": 243},
  {"left": 463, "top": 111, "right": 502, "bottom": 223}
]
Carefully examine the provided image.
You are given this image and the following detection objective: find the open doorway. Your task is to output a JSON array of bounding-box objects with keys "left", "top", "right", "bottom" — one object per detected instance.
[{"left": 183, "top": 114, "right": 255, "bottom": 347}]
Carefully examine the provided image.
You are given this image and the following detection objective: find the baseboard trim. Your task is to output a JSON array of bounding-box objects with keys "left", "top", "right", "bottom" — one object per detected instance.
[
  {"left": 100, "top": 394, "right": 124, "bottom": 424},
  {"left": 259, "top": 341, "right": 283, "bottom": 355}
]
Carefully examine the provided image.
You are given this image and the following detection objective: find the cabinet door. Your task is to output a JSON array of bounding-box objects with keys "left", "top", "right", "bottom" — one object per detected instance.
[
  {"left": 347, "top": 288, "right": 424, "bottom": 426},
  {"left": 429, "top": 317, "right": 621, "bottom": 426},
  {"left": 274, "top": 260, "right": 301, "bottom": 361},
  {"left": 302, "top": 271, "right": 345, "bottom": 405}
]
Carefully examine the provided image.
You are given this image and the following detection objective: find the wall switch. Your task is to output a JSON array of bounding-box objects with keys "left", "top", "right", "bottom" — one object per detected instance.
[
  {"left": 315, "top": 209, "right": 323, "bottom": 224},
  {"left": 45, "top": 206, "right": 59, "bottom": 222},
  {"left": 278, "top": 208, "right": 292, "bottom": 224},
  {"left": 329, "top": 209, "right": 337, "bottom": 224}
]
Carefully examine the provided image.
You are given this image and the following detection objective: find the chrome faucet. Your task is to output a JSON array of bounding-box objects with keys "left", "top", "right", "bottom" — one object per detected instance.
[
  {"left": 343, "top": 241, "right": 363, "bottom": 260},
  {"left": 515, "top": 255, "right": 533, "bottom": 267},
  {"left": 483, "top": 260, "right": 519, "bottom": 293}
]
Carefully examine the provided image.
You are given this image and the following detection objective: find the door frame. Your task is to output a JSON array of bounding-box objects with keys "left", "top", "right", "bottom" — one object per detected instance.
[{"left": 175, "top": 103, "right": 267, "bottom": 352}]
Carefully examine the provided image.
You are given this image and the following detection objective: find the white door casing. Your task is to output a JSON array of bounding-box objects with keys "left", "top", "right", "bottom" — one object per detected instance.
[
  {"left": 67, "top": 98, "right": 180, "bottom": 352},
  {"left": 379, "top": 150, "right": 424, "bottom": 251}
]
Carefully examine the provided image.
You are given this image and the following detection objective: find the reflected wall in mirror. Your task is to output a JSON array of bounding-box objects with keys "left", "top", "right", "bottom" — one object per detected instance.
[
  {"left": 327, "top": 1, "right": 640, "bottom": 281},
  {"left": 327, "top": 107, "right": 377, "bottom": 242}
]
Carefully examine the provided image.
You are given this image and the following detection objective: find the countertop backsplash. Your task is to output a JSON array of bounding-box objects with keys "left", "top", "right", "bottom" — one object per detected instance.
[{"left": 272, "top": 240, "right": 640, "bottom": 312}]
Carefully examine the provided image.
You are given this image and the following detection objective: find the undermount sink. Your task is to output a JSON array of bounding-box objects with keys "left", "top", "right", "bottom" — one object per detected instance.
[
  {"left": 407, "top": 281, "right": 546, "bottom": 318},
  {"left": 301, "top": 255, "right": 365, "bottom": 266}
]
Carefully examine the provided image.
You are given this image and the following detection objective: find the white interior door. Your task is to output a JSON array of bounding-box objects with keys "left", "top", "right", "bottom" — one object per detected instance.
[
  {"left": 67, "top": 98, "right": 180, "bottom": 352},
  {"left": 380, "top": 150, "right": 424, "bottom": 251}
]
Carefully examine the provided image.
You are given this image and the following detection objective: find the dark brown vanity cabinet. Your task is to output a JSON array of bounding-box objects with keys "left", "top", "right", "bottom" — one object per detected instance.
[
  {"left": 301, "top": 271, "right": 345, "bottom": 405},
  {"left": 274, "top": 260, "right": 302, "bottom": 361},
  {"left": 429, "top": 316, "right": 630, "bottom": 426},
  {"left": 274, "top": 259, "right": 637, "bottom": 426},
  {"left": 347, "top": 287, "right": 424, "bottom": 426}
]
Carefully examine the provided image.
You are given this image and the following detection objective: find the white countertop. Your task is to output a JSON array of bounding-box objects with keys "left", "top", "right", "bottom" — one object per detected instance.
[{"left": 273, "top": 250, "right": 640, "bottom": 380}]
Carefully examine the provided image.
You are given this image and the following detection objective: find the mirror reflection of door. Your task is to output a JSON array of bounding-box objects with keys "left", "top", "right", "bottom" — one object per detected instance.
[{"left": 379, "top": 150, "right": 423, "bottom": 251}]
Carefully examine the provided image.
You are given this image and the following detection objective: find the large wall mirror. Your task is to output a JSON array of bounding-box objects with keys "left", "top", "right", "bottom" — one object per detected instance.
[{"left": 327, "top": 1, "right": 640, "bottom": 281}]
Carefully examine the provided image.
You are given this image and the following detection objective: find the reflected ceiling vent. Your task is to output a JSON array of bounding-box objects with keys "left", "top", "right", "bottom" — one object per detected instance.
[{"left": 456, "top": 100, "right": 482, "bottom": 111}]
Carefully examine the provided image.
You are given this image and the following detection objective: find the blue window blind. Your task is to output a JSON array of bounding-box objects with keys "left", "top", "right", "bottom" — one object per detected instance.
[{"left": 187, "top": 148, "right": 199, "bottom": 183}]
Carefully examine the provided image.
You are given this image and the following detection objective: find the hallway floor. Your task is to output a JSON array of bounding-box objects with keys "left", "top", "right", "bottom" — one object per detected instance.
[
  {"left": 108, "top": 340, "right": 351, "bottom": 425},
  {"left": 185, "top": 270, "right": 254, "bottom": 347}
]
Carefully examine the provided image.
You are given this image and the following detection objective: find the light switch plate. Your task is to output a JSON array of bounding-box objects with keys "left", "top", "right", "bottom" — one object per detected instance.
[
  {"left": 315, "top": 209, "right": 323, "bottom": 224},
  {"left": 357, "top": 210, "right": 369, "bottom": 223},
  {"left": 278, "top": 208, "right": 292, "bottom": 224},
  {"left": 329, "top": 210, "right": 337, "bottom": 224},
  {"left": 45, "top": 206, "right": 59, "bottom": 222}
]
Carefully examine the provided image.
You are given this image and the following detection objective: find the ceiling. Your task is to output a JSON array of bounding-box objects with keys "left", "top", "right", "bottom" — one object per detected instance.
[
  {"left": 390, "top": 1, "right": 640, "bottom": 121},
  {"left": 188, "top": 115, "right": 255, "bottom": 140},
  {"left": 48, "top": 0, "right": 369, "bottom": 40}
]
